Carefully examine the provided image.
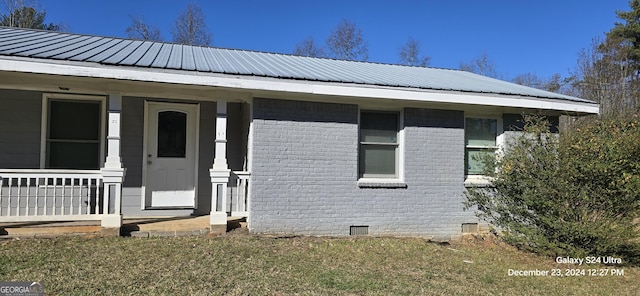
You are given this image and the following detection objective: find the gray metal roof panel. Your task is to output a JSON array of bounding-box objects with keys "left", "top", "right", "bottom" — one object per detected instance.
[
  {"left": 181, "top": 46, "right": 196, "bottom": 71},
  {"left": 102, "top": 40, "right": 144, "bottom": 64},
  {"left": 28, "top": 35, "right": 91, "bottom": 58},
  {"left": 86, "top": 39, "right": 130, "bottom": 62},
  {"left": 71, "top": 38, "right": 122, "bottom": 61},
  {"left": 150, "top": 43, "right": 172, "bottom": 68},
  {"left": 190, "top": 47, "right": 207, "bottom": 71},
  {"left": 166, "top": 44, "right": 182, "bottom": 69},
  {"left": 134, "top": 42, "right": 162, "bottom": 67},
  {"left": 49, "top": 36, "right": 109, "bottom": 59},
  {"left": 0, "top": 32, "right": 68, "bottom": 53},
  {"left": 0, "top": 27, "right": 594, "bottom": 104},
  {"left": 119, "top": 41, "right": 153, "bottom": 65}
]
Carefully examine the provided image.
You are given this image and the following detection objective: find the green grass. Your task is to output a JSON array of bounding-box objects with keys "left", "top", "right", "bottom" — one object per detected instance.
[{"left": 1, "top": 232, "right": 638, "bottom": 295}]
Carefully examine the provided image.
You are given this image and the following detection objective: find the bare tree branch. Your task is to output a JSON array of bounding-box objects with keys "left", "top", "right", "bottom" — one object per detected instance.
[
  {"left": 293, "top": 36, "right": 325, "bottom": 57},
  {"left": 398, "top": 37, "right": 430, "bottom": 67},
  {"left": 171, "top": 3, "right": 212, "bottom": 46},
  {"left": 326, "top": 19, "right": 368, "bottom": 61},
  {"left": 126, "top": 15, "right": 162, "bottom": 41},
  {"left": 459, "top": 53, "right": 500, "bottom": 79}
]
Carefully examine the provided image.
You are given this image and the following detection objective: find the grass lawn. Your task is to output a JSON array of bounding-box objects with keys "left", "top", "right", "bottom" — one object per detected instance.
[{"left": 1, "top": 231, "right": 638, "bottom": 295}]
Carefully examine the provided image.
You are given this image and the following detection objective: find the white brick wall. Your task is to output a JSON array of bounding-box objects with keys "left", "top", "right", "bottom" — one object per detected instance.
[{"left": 249, "top": 98, "right": 480, "bottom": 239}]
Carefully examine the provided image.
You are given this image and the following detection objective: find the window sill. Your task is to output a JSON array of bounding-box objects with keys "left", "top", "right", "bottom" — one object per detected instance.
[
  {"left": 464, "top": 175, "right": 493, "bottom": 188},
  {"left": 357, "top": 179, "right": 407, "bottom": 189}
]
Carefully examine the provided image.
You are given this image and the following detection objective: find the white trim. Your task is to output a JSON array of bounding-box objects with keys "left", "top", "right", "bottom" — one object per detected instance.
[
  {"left": 357, "top": 109, "right": 404, "bottom": 183},
  {"left": 246, "top": 99, "right": 254, "bottom": 225},
  {"left": 141, "top": 101, "right": 150, "bottom": 210},
  {"left": 39, "top": 93, "right": 106, "bottom": 169},
  {"left": 141, "top": 101, "right": 200, "bottom": 210},
  {"left": 0, "top": 58, "right": 599, "bottom": 114},
  {"left": 464, "top": 114, "right": 503, "bottom": 181}
]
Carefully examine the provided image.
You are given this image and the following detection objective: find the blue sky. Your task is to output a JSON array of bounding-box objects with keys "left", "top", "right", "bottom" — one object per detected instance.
[{"left": 41, "top": 0, "right": 630, "bottom": 80}]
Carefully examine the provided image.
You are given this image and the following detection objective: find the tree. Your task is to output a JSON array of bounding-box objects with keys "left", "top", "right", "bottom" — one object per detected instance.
[
  {"left": 607, "top": 0, "right": 640, "bottom": 77},
  {"left": 569, "top": 36, "right": 638, "bottom": 116},
  {"left": 125, "top": 16, "right": 162, "bottom": 41},
  {"left": 293, "top": 36, "right": 325, "bottom": 57},
  {"left": 398, "top": 37, "right": 430, "bottom": 67},
  {"left": 0, "top": 0, "right": 60, "bottom": 30},
  {"left": 464, "top": 115, "right": 640, "bottom": 264},
  {"left": 171, "top": 3, "right": 212, "bottom": 46},
  {"left": 325, "top": 19, "right": 368, "bottom": 61},
  {"left": 512, "top": 72, "right": 568, "bottom": 93},
  {"left": 459, "top": 53, "right": 499, "bottom": 78}
]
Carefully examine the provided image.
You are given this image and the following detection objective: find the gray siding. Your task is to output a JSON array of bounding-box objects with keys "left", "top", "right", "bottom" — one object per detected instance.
[
  {"left": 249, "top": 98, "right": 478, "bottom": 238},
  {"left": 0, "top": 89, "right": 42, "bottom": 169}
]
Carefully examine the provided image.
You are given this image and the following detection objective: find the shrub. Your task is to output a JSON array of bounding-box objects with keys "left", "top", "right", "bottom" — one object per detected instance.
[{"left": 464, "top": 115, "right": 640, "bottom": 265}]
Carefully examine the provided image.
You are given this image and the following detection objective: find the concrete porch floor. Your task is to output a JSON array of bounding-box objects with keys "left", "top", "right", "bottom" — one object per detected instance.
[{"left": 0, "top": 216, "right": 247, "bottom": 238}]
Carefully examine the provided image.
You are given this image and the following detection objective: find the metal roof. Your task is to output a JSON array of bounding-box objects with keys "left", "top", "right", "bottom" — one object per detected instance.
[{"left": 0, "top": 27, "right": 593, "bottom": 104}]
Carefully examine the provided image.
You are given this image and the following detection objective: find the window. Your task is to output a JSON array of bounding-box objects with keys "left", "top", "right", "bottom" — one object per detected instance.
[
  {"left": 359, "top": 111, "right": 399, "bottom": 178},
  {"left": 465, "top": 117, "right": 499, "bottom": 175},
  {"left": 42, "top": 96, "right": 104, "bottom": 169},
  {"left": 157, "top": 111, "right": 187, "bottom": 158}
]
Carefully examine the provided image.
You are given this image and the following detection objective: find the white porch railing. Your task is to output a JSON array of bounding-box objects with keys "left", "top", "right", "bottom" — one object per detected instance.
[
  {"left": 228, "top": 171, "right": 250, "bottom": 217},
  {"left": 0, "top": 169, "right": 106, "bottom": 222}
]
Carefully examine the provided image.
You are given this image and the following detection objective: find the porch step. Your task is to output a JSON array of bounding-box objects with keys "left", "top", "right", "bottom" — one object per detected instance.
[
  {"left": 122, "top": 215, "right": 210, "bottom": 237},
  {"left": 0, "top": 221, "right": 104, "bottom": 238}
]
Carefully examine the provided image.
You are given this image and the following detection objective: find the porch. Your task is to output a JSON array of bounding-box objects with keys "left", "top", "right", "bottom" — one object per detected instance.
[
  {"left": 0, "top": 88, "right": 252, "bottom": 235},
  {"left": 0, "top": 169, "right": 249, "bottom": 237}
]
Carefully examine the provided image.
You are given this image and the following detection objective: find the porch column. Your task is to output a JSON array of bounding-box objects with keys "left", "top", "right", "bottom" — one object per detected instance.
[
  {"left": 210, "top": 99, "right": 230, "bottom": 233},
  {"left": 100, "top": 94, "right": 126, "bottom": 233}
]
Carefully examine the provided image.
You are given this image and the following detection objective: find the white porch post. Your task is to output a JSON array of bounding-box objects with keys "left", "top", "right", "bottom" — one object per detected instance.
[
  {"left": 101, "top": 94, "right": 126, "bottom": 232},
  {"left": 210, "top": 99, "right": 230, "bottom": 233}
]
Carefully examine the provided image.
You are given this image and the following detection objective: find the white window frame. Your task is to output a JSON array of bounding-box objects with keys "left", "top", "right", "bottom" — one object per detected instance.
[
  {"left": 40, "top": 93, "right": 106, "bottom": 169},
  {"left": 464, "top": 114, "right": 503, "bottom": 185},
  {"left": 357, "top": 108, "right": 404, "bottom": 184}
]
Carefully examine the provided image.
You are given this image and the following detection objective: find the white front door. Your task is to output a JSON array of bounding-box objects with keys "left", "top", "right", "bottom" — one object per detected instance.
[{"left": 144, "top": 102, "right": 199, "bottom": 208}]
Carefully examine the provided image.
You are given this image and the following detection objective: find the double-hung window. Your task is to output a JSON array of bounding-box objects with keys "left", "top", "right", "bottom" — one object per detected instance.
[
  {"left": 359, "top": 111, "right": 400, "bottom": 179},
  {"left": 42, "top": 95, "right": 105, "bottom": 169},
  {"left": 465, "top": 117, "right": 499, "bottom": 175}
]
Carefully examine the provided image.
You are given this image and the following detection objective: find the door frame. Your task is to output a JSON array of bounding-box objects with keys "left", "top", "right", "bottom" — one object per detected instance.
[{"left": 141, "top": 101, "right": 200, "bottom": 210}]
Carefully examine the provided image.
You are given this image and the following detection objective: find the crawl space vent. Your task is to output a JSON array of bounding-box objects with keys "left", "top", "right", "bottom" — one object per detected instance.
[
  {"left": 350, "top": 225, "right": 369, "bottom": 236},
  {"left": 462, "top": 223, "right": 479, "bottom": 234}
]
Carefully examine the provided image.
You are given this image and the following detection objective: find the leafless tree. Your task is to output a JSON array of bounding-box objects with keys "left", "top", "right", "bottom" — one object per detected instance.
[
  {"left": 459, "top": 53, "right": 500, "bottom": 79},
  {"left": 125, "top": 15, "right": 162, "bottom": 41},
  {"left": 512, "top": 72, "right": 571, "bottom": 94},
  {"left": 293, "top": 36, "right": 325, "bottom": 57},
  {"left": 398, "top": 37, "right": 430, "bottom": 67},
  {"left": 512, "top": 72, "right": 545, "bottom": 88},
  {"left": 569, "top": 36, "right": 639, "bottom": 116},
  {"left": 171, "top": 3, "right": 212, "bottom": 46},
  {"left": 326, "top": 19, "right": 368, "bottom": 61}
]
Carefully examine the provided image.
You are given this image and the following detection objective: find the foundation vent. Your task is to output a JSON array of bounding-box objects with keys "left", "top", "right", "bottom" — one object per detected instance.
[
  {"left": 462, "top": 223, "right": 479, "bottom": 234},
  {"left": 350, "top": 225, "right": 369, "bottom": 236}
]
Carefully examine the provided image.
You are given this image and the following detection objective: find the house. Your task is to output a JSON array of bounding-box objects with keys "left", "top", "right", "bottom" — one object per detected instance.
[{"left": 0, "top": 27, "right": 599, "bottom": 239}]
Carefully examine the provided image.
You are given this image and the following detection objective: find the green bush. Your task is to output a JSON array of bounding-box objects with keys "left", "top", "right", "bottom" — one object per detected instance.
[{"left": 464, "top": 115, "right": 640, "bottom": 265}]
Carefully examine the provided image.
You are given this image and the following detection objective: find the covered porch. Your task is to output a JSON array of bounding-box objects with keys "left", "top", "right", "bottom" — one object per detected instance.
[{"left": 0, "top": 75, "right": 253, "bottom": 235}]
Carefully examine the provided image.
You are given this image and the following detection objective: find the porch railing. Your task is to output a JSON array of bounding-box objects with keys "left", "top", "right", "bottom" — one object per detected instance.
[
  {"left": 228, "top": 171, "right": 250, "bottom": 217},
  {"left": 0, "top": 169, "right": 105, "bottom": 222}
]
